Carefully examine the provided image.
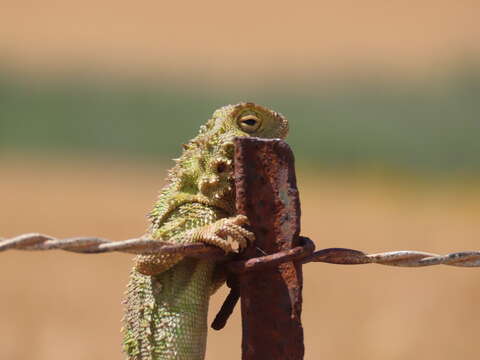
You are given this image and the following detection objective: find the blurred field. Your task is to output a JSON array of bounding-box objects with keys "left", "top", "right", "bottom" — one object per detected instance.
[
  {"left": 1, "top": 0, "right": 480, "bottom": 174},
  {"left": 1, "top": 155, "right": 479, "bottom": 360},
  {"left": 1, "top": 0, "right": 479, "bottom": 80},
  {"left": 1, "top": 71, "right": 480, "bottom": 175}
]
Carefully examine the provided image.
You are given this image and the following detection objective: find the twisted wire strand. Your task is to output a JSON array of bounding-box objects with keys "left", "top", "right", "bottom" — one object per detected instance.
[
  {"left": 1, "top": 233, "right": 479, "bottom": 267},
  {"left": 0, "top": 233, "right": 225, "bottom": 258},
  {"left": 306, "top": 247, "right": 480, "bottom": 267}
]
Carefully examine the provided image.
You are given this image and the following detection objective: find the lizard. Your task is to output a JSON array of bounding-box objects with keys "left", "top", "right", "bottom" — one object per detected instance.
[{"left": 122, "top": 102, "right": 289, "bottom": 360}]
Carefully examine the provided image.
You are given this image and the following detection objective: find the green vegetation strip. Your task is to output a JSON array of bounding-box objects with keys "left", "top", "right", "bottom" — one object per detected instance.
[{"left": 1, "top": 69, "right": 479, "bottom": 175}]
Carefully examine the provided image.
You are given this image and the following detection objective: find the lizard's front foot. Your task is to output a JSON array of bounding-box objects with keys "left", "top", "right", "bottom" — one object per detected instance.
[
  {"left": 190, "top": 214, "right": 255, "bottom": 253},
  {"left": 134, "top": 215, "right": 254, "bottom": 276}
]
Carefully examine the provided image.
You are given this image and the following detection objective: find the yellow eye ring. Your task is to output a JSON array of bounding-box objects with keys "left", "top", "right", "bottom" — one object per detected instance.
[{"left": 237, "top": 115, "right": 262, "bottom": 132}]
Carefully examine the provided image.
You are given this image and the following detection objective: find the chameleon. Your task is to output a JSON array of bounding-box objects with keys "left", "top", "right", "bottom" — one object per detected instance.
[{"left": 122, "top": 102, "right": 288, "bottom": 360}]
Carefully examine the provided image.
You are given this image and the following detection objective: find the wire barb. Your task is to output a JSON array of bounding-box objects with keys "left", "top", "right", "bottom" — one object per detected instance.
[{"left": 1, "top": 233, "right": 480, "bottom": 267}]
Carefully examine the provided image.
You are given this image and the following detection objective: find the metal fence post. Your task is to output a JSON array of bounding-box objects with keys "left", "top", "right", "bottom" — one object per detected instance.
[{"left": 234, "top": 137, "right": 304, "bottom": 360}]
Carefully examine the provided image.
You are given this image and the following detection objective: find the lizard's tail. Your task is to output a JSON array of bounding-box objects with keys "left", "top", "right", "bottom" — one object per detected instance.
[
  {"left": 122, "top": 270, "right": 161, "bottom": 360},
  {"left": 122, "top": 260, "right": 213, "bottom": 360}
]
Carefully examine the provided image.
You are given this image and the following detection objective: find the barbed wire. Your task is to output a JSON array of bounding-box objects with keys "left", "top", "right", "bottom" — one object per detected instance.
[
  {"left": 304, "top": 246, "right": 480, "bottom": 267},
  {"left": 0, "top": 233, "right": 226, "bottom": 258},
  {"left": 1, "top": 233, "right": 479, "bottom": 268}
]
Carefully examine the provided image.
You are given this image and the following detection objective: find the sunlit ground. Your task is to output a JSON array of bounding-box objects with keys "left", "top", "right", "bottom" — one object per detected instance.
[{"left": 1, "top": 154, "right": 479, "bottom": 360}]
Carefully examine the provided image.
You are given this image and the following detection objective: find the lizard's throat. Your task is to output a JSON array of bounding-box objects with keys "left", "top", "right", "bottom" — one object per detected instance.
[{"left": 153, "top": 191, "right": 236, "bottom": 227}]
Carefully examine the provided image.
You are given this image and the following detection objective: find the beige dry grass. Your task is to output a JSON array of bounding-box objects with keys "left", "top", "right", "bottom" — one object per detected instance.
[
  {"left": 1, "top": 154, "right": 479, "bottom": 359},
  {"left": 1, "top": 0, "right": 479, "bottom": 81}
]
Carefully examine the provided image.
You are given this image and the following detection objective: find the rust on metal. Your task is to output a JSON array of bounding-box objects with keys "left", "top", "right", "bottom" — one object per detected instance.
[
  {"left": 303, "top": 247, "right": 370, "bottom": 265},
  {"left": 227, "top": 236, "right": 315, "bottom": 274},
  {"left": 234, "top": 137, "right": 304, "bottom": 360}
]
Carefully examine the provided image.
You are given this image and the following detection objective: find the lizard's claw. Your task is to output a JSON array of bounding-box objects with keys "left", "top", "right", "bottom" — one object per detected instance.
[{"left": 191, "top": 214, "right": 255, "bottom": 253}]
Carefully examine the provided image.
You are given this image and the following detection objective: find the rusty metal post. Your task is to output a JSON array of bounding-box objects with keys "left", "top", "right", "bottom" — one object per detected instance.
[{"left": 234, "top": 137, "right": 304, "bottom": 360}]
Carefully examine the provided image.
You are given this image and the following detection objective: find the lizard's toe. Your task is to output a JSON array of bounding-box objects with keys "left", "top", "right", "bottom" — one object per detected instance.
[
  {"left": 221, "top": 223, "right": 254, "bottom": 250},
  {"left": 203, "top": 233, "right": 237, "bottom": 253},
  {"left": 230, "top": 214, "right": 250, "bottom": 226},
  {"left": 188, "top": 215, "right": 255, "bottom": 253}
]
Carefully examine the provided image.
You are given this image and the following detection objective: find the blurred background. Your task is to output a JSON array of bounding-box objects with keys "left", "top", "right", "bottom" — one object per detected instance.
[{"left": 1, "top": 0, "right": 479, "bottom": 359}]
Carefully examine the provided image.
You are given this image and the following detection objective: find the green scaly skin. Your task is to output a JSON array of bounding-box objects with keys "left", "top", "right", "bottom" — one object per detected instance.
[{"left": 122, "top": 103, "right": 289, "bottom": 360}]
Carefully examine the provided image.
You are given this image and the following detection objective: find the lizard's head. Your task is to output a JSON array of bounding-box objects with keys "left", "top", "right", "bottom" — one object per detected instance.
[
  {"left": 170, "top": 103, "right": 288, "bottom": 210},
  {"left": 206, "top": 102, "right": 289, "bottom": 140},
  {"left": 228, "top": 102, "right": 289, "bottom": 139},
  {"left": 194, "top": 102, "right": 288, "bottom": 199}
]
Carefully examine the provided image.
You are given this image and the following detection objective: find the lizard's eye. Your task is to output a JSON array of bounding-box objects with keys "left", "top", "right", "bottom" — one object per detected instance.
[{"left": 238, "top": 115, "right": 262, "bottom": 133}]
